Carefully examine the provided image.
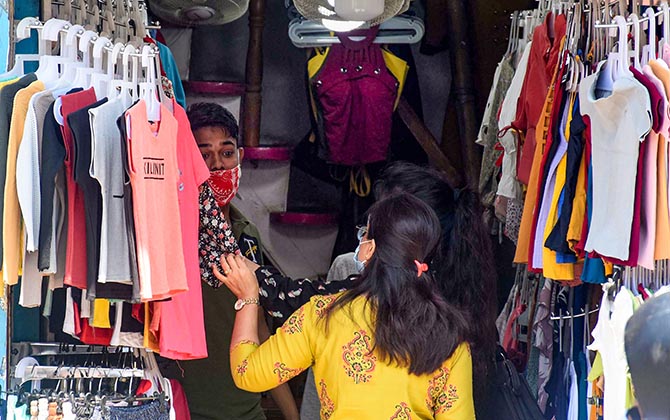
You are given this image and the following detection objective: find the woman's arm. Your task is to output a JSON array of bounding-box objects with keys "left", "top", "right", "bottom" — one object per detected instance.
[
  {"left": 258, "top": 311, "right": 300, "bottom": 420},
  {"left": 215, "top": 255, "right": 314, "bottom": 393},
  {"left": 248, "top": 259, "right": 357, "bottom": 325}
]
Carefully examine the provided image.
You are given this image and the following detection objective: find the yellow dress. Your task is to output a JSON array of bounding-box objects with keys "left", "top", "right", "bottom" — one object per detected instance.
[{"left": 231, "top": 295, "right": 475, "bottom": 420}]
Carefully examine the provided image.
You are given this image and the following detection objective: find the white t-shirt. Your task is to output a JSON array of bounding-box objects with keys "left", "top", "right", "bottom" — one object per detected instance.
[
  {"left": 587, "top": 286, "right": 634, "bottom": 420},
  {"left": 17, "top": 91, "right": 54, "bottom": 251},
  {"left": 580, "top": 69, "right": 652, "bottom": 260},
  {"left": 497, "top": 42, "right": 532, "bottom": 200}
]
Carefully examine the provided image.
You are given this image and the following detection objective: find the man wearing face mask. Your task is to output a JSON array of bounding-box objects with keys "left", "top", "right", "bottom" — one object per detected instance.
[{"left": 174, "top": 103, "right": 299, "bottom": 420}]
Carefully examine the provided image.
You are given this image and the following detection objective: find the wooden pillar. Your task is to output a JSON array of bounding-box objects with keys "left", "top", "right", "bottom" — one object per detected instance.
[
  {"left": 443, "top": 0, "right": 480, "bottom": 189},
  {"left": 242, "top": 0, "right": 265, "bottom": 148},
  {"left": 397, "top": 99, "right": 463, "bottom": 188}
]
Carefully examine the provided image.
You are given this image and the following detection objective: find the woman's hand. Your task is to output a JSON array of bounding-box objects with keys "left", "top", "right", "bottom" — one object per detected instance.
[{"left": 213, "top": 254, "right": 260, "bottom": 300}]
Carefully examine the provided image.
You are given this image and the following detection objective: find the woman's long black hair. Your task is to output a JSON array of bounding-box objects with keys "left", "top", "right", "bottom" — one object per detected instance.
[
  {"left": 324, "top": 192, "right": 468, "bottom": 375},
  {"left": 373, "top": 162, "right": 498, "bottom": 383}
]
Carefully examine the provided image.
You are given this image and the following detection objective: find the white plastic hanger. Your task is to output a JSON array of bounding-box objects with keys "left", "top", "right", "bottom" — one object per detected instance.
[
  {"left": 613, "top": 16, "right": 633, "bottom": 80},
  {"left": 72, "top": 30, "right": 98, "bottom": 88},
  {"left": 109, "top": 44, "right": 138, "bottom": 102},
  {"left": 70, "top": 30, "right": 101, "bottom": 90},
  {"left": 661, "top": 2, "right": 670, "bottom": 62},
  {"left": 49, "top": 24, "right": 86, "bottom": 95},
  {"left": 90, "top": 36, "right": 113, "bottom": 99},
  {"left": 630, "top": 14, "right": 642, "bottom": 70},
  {"left": 0, "top": 17, "right": 41, "bottom": 79},
  {"left": 642, "top": 7, "right": 657, "bottom": 66},
  {"left": 34, "top": 18, "right": 71, "bottom": 84},
  {"left": 139, "top": 45, "right": 161, "bottom": 122}
]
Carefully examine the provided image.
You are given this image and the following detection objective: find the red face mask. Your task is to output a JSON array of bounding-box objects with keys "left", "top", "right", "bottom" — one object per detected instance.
[{"left": 207, "top": 165, "right": 241, "bottom": 208}]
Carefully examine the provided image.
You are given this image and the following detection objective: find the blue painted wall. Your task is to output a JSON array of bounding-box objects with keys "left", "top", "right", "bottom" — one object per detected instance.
[{"left": 13, "top": 0, "right": 39, "bottom": 72}]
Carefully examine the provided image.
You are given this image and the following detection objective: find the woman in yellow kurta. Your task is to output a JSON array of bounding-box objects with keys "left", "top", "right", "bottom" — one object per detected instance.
[{"left": 216, "top": 193, "right": 475, "bottom": 419}]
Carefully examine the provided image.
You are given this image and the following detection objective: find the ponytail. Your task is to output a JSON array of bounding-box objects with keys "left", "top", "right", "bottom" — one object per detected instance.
[{"left": 441, "top": 188, "right": 497, "bottom": 382}]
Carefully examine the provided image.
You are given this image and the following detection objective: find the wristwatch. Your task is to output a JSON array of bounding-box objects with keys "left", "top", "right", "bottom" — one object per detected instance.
[{"left": 234, "top": 297, "right": 260, "bottom": 311}]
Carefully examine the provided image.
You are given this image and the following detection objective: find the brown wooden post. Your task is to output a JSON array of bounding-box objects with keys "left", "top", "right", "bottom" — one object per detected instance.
[
  {"left": 242, "top": 0, "right": 265, "bottom": 148},
  {"left": 397, "top": 98, "right": 464, "bottom": 189},
  {"left": 443, "top": 0, "right": 480, "bottom": 189}
]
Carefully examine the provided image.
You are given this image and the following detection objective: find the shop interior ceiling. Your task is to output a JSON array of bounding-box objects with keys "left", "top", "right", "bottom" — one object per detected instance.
[{"left": 147, "top": 0, "right": 249, "bottom": 26}]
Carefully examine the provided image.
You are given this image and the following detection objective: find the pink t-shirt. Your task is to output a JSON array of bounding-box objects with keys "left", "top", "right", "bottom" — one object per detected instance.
[
  {"left": 125, "top": 101, "right": 188, "bottom": 301},
  {"left": 157, "top": 102, "right": 211, "bottom": 360},
  {"left": 61, "top": 88, "right": 98, "bottom": 289}
]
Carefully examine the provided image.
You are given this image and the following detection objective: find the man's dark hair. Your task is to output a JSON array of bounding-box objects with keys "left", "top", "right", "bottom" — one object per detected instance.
[{"left": 186, "top": 102, "right": 239, "bottom": 141}]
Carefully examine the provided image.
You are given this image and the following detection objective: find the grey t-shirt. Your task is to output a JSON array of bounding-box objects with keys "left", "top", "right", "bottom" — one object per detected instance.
[{"left": 89, "top": 97, "right": 135, "bottom": 286}]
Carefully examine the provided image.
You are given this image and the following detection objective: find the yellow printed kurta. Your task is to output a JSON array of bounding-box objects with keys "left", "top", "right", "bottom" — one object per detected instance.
[{"left": 231, "top": 295, "right": 475, "bottom": 420}]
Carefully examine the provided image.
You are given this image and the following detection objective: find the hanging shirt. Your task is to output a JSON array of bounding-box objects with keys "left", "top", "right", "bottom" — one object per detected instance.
[
  {"left": 636, "top": 66, "right": 666, "bottom": 269},
  {"left": 498, "top": 41, "right": 533, "bottom": 200},
  {"left": 579, "top": 68, "right": 652, "bottom": 260},
  {"left": 532, "top": 95, "right": 570, "bottom": 272},
  {"left": 156, "top": 101, "right": 211, "bottom": 360},
  {"left": 512, "top": 13, "right": 567, "bottom": 185},
  {"left": 19, "top": 89, "right": 54, "bottom": 308},
  {"left": 2, "top": 79, "right": 45, "bottom": 287},
  {"left": 542, "top": 95, "right": 576, "bottom": 280},
  {"left": 545, "top": 100, "right": 586, "bottom": 257},
  {"left": 16, "top": 90, "right": 54, "bottom": 252},
  {"left": 527, "top": 51, "right": 574, "bottom": 272},
  {"left": 0, "top": 73, "right": 37, "bottom": 275},
  {"left": 587, "top": 287, "right": 635, "bottom": 420},
  {"left": 69, "top": 99, "right": 134, "bottom": 301},
  {"left": 61, "top": 87, "right": 99, "bottom": 289},
  {"left": 599, "top": 67, "right": 663, "bottom": 267},
  {"left": 89, "top": 96, "right": 135, "bottom": 285},
  {"left": 38, "top": 88, "right": 75, "bottom": 273},
  {"left": 125, "top": 100, "right": 188, "bottom": 301},
  {"left": 646, "top": 60, "right": 670, "bottom": 261},
  {"left": 116, "top": 111, "right": 141, "bottom": 302},
  {"left": 513, "top": 57, "right": 562, "bottom": 264}
]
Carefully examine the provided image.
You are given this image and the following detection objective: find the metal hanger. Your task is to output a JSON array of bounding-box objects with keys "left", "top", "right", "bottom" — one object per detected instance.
[{"left": 288, "top": 15, "right": 425, "bottom": 48}]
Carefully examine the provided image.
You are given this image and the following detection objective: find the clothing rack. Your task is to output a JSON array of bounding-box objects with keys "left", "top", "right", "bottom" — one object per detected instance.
[
  {"left": 20, "top": 366, "right": 145, "bottom": 384},
  {"left": 16, "top": 342, "right": 131, "bottom": 357},
  {"left": 549, "top": 307, "right": 600, "bottom": 321},
  {"left": 594, "top": 3, "right": 668, "bottom": 28},
  {"left": 16, "top": 17, "right": 160, "bottom": 58}
]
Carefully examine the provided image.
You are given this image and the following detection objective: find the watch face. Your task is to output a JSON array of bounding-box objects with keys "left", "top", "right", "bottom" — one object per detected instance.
[{"left": 234, "top": 299, "right": 244, "bottom": 311}]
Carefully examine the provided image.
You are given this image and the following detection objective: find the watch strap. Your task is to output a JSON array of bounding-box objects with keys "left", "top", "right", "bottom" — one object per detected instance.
[{"left": 235, "top": 297, "right": 260, "bottom": 311}]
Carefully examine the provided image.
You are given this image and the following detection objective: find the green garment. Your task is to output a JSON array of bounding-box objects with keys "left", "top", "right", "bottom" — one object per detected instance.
[{"left": 181, "top": 206, "right": 266, "bottom": 420}]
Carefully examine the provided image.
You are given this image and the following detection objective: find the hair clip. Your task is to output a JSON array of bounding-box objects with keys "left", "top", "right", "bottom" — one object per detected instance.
[{"left": 414, "top": 260, "right": 429, "bottom": 277}]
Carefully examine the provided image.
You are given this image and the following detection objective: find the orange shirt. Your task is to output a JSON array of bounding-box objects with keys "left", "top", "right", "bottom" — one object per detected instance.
[
  {"left": 514, "top": 64, "right": 561, "bottom": 264},
  {"left": 655, "top": 135, "right": 670, "bottom": 260}
]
